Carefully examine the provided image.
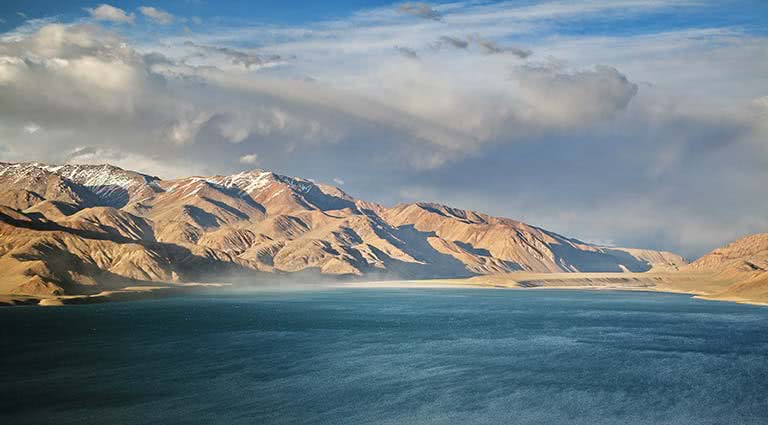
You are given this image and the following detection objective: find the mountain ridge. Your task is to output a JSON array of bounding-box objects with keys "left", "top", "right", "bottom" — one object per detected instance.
[
  {"left": 683, "top": 233, "right": 768, "bottom": 303},
  {"left": 0, "top": 161, "right": 687, "bottom": 297}
]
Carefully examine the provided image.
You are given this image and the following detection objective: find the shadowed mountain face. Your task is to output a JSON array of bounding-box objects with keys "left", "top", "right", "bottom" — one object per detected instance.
[{"left": 0, "top": 162, "right": 687, "bottom": 296}]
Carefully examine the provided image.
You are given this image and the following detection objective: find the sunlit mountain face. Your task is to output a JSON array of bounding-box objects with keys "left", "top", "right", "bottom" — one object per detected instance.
[{"left": 0, "top": 161, "right": 688, "bottom": 297}]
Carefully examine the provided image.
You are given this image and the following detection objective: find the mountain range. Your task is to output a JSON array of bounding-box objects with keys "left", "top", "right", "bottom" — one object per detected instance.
[{"left": 0, "top": 161, "right": 690, "bottom": 298}]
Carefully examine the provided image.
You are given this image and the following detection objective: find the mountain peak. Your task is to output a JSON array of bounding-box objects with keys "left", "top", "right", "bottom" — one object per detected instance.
[{"left": 0, "top": 161, "right": 162, "bottom": 208}]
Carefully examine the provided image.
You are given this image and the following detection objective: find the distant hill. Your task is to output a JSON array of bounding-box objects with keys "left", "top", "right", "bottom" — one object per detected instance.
[
  {"left": 684, "top": 233, "right": 768, "bottom": 303},
  {"left": 0, "top": 162, "right": 686, "bottom": 297}
]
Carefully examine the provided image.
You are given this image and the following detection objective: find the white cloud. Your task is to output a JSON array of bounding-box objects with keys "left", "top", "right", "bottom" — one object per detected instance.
[
  {"left": 139, "top": 6, "right": 174, "bottom": 25},
  {"left": 168, "top": 111, "right": 213, "bottom": 145},
  {"left": 85, "top": 4, "right": 134, "bottom": 24},
  {"left": 514, "top": 64, "right": 638, "bottom": 126},
  {"left": 0, "top": 1, "right": 766, "bottom": 256},
  {"left": 333, "top": 177, "right": 345, "bottom": 185},
  {"left": 65, "top": 147, "right": 198, "bottom": 178},
  {"left": 239, "top": 154, "right": 258, "bottom": 165},
  {"left": 753, "top": 96, "right": 768, "bottom": 111},
  {"left": 23, "top": 123, "right": 41, "bottom": 134},
  {"left": 0, "top": 56, "right": 26, "bottom": 85}
]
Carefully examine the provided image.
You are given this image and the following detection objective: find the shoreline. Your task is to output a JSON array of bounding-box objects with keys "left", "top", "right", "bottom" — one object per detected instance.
[
  {"left": 1, "top": 273, "right": 765, "bottom": 307},
  {"left": 338, "top": 272, "right": 767, "bottom": 307},
  {"left": 0, "top": 283, "right": 229, "bottom": 307}
]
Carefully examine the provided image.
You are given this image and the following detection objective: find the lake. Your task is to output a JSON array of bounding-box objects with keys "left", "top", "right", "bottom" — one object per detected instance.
[{"left": 1, "top": 288, "right": 767, "bottom": 424}]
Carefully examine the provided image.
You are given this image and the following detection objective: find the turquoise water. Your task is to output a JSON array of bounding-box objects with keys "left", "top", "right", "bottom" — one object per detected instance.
[{"left": 1, "top": 289, "right": 767, "bottom": 424}]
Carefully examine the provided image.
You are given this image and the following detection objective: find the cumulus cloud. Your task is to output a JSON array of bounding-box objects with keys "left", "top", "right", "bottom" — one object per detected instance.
[
  {"left": 138, "top": 6, "right": 174, "bottom": 24},
  {"left": 397, "top": 2, "right": 443, "bottom": 21},
  {"left": 514, "top": 64, "right": 639, "bottom": 125},
  {"left": 0, "top": 57, "right": 24, "bottom": 85},
  {"left": 167, "top": 111, "right": 213, "bottom": 145},
  {"left": 239, "top": 153, "right": 258, "bottom": 165},
  {"left": 0, "top": 23, "right": 411, "bottom": 172},
  {"left": 0, "top": 24, "right": 146, "bottom": 118},
  {"left": 1, "top": 1, "right": 766, "bottom": 257},
  {"left": 85, "top": 4, "right": 134, "bottom": 24}
]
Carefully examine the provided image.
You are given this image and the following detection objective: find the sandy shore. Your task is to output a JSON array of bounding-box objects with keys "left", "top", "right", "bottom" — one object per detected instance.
[
  {"left": 338, "top": 280, "right": 490, "bottom": 289},
  {"left": 339, "top": 272, "right": 767, "bottom": 306},
  {"left": 0, "top": 283, "right": 228, "bottom": 307},
  {"left": 2, "top": 272, "right": 764, "bottom": 307}
]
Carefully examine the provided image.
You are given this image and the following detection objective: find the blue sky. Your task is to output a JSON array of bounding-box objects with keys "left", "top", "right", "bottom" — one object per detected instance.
[
  {"left": 0, "top": 1, "right": 766, "bottom": 257},
  {"left": 4, "top": 0, "right": 767, "bottom": 35},
  {"left": 2, "top": 0, "right": 399, "bottom": 29}
]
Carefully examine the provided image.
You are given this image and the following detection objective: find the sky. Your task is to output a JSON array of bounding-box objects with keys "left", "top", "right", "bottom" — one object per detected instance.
[{"left": 0, "top": 1, "right": 766, "bottom": 258}]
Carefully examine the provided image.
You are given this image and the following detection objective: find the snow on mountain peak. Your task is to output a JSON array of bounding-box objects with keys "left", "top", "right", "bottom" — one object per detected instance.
[
  {"left": 202, "top": 169, "right": 319, "bottom": 196},
  {"left": 216, "top": 170, "right": 275, "bottom": 194},
  {"left": 0, "top": 162, "right": 161, "bottom": 206}
]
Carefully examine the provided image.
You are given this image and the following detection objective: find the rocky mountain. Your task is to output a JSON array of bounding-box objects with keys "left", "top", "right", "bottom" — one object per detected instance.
[
  {"left": 684, "top": 233, "right": 768, "bottom": 303},
  {"left": 0, "top": 162, "right": 687, "bottom": 297}
]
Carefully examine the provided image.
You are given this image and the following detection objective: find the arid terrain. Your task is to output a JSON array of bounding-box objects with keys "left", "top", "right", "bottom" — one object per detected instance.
[
  {"left": 352, "top": 233, "right": 768, "bottom": 305},
  {"left": 0, "top": 161, "right": 764, "bottom": 306}
]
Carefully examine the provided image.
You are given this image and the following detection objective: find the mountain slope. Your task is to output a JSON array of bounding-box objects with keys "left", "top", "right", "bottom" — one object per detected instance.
[
  {"left": 382, "top": 203, "right": 685, "bottom": 273},
  {"left": 684, "top": 233, "right": 768, "bottom": 303},
  {"left": 0, "top": 161, "right": 687, "bottom": 297},
  {"left": 686, "top": 233, "right": 768, "bottom": 277},
  {"left": 0, "top": 202, "right": 262, "bottom": 292}
]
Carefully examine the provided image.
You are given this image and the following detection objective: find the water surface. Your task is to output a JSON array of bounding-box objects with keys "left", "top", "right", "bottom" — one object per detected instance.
[{"left": 1, "top": 289, "right": 767, "bottom": 424}]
